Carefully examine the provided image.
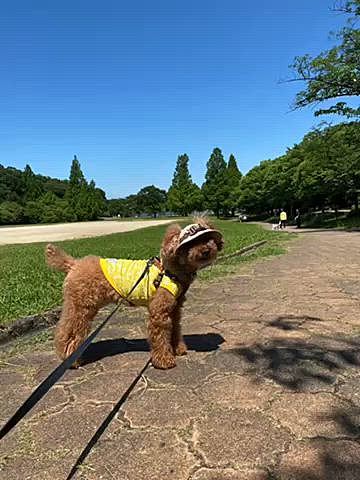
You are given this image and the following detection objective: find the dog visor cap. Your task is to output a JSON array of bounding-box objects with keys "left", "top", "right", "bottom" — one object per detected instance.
[{"left": 176, "top": 223, "right": 223, "bottom": 250}]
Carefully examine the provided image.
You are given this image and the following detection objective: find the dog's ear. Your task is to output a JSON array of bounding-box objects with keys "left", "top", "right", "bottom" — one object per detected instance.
[{"left": 161, "top": 224, "right": 181, "bottom": 258}]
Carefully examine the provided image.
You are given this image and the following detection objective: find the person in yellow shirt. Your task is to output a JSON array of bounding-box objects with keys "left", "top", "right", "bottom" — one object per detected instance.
[{"left": 279, "top": 209, "right": 287, "bottom": 229}]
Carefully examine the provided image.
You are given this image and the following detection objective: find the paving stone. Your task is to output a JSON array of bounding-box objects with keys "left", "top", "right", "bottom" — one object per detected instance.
[
  {"left": 31, "top": 384, "right": 71, "bottom": 417},
  {"left": 192, "top": 468, "right": 269, "bottom": 480},
  {"left": 0, "top": 371, "right": 33, "bottom": 423},
  {"left": 83, "top": 429, "right": 194, "bottom": 480},
  {"left": 26, "top": 352, "right": 60, "bottom": 384},
  {"left": 270, "top": 392, "right": 360, "bottom": 439},
  {"left": 337, "top": 374, "right": 360, "bottom": 409},
  {"left": 197, "top": 374, "right": 280, "bottom": 409},
  {"left": 57, "top": 360, "right": 103, "bottom": 385},
  {"left": 146, "top": 356, "right": 217, "bottom": 387},
  {"left": 70, "top": 352, "right": 148, "bottom": 403},
  {"left": 205, "top": 350, "right": 254, "bottom": 375},
  {"left": 70, "top": 370, "right": 138, "bottom": 404},
  {"left": 275, "top": 439, "right": 360, "bottom": 480},
  {"left": 0, "top": 403, "right": 112, "bottom": 480},
  {"left": 234, "top": 340, "right": 340, "bottom": 392},
  {"left": 196, "top": 407, "right": 291, "bottom": 468},
  {"left": 124, "top": 387, "right": 203, "bottom": 428}
]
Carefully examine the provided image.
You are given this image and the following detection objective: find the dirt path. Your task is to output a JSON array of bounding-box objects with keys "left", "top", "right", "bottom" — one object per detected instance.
[
  {"left": 1, "top": 230, "right": 360, "bottom": 479},
  {"left": 0, "top": 220, "right": 172, "bottom": 245}
]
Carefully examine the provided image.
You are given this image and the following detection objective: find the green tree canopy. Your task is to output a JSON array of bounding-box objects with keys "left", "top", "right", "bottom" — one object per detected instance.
[
  {"left": 226, "top": 154, "right": 242, "bottom": 216},
  {"left": 239, "top": 122, "right": 360, "bottom": 215},
  {"left": 289, "top": 0, "right": 360, "bottom": 117},
  {"left": 0, "top": 157, "right": 106, "bottom": 225},
  {"left": 202, "top": 147, "right": 229, "bottom": 217},
  {"left": 23, "top": 164, "right": 44, "bottom": 202},
  {"left": 68, "top": 155, "right": 87, "bottom": 188},
  {"left": 167, "top": 154, "right": 204, "bottom": 215},
  {"left": 136, "top": 185, "right": 167, "bottom": 217},
  {"left": 65, "top": 156, "right": 106, "bottom": 221},
  {"left": 0, "top": 201, "right": 24, "bottom": 225}
]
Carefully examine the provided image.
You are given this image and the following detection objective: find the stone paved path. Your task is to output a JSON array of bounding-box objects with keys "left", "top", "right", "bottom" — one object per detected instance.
[{"left": 1, "top": 230, "right": 360, "bottom": 479}]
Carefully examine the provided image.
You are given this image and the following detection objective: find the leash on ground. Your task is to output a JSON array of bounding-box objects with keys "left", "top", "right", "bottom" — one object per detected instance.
[
  {"left": 0, "top": 258, "right": 156, "bottom": 441},
  {"left": 66, "top": 358, "right": 151, "bottom": 480}
]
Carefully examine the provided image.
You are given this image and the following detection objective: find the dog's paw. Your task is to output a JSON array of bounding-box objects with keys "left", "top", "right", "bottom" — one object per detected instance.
[
  {"left": 69, "top": 359, "right": 82, "bottom": 369},
  {"left": 151, "top": 351, "right": 176, "bottom": 370},
  {"left": 175, "top": 341, "right": 187, "bottom": 356}
]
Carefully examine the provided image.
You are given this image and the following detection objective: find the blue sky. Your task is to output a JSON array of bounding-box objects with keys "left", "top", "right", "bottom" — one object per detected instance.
[{"left": 0, "top": 1, "right": 349, "bottom": 198}]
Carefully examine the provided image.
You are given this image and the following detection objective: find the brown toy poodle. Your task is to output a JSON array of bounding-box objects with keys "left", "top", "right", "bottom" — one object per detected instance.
[{"left": 45, "top": 219, "right": 224, "bottom": 369}]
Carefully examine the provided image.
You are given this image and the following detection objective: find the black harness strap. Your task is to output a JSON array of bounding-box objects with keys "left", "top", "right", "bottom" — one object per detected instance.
[{"left": 0, "top": 257, "right": 155, "bottom": 441}]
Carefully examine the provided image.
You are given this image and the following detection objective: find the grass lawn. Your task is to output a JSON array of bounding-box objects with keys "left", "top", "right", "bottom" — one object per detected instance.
[
  {"left": 301, "top": 212, "right": 360, "bottom": 229},
  {"left": 0, "top": 220, "right": 289, "bottom": 326}
]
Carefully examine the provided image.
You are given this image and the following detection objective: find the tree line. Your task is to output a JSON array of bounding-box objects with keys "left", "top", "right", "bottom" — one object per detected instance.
[
  {"left": 240, "top": 122, "right": 359, "bottom": 217},
  {"left": 107, "top": 150, "right": 242, "bottom": 219},
  {"left": 0, "top": 156, "right": 106, "bottom": 225},
  {"left": 109, "top": 122, "right": 359, "bottom": 220},
  {"left": 1, "top": 120, "right": 359, "bottom": 225}
]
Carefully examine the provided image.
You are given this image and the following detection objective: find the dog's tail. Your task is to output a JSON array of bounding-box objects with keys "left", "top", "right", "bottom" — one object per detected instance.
[{"left": 45, "top": 244, "right": 76, "bottom": 273}]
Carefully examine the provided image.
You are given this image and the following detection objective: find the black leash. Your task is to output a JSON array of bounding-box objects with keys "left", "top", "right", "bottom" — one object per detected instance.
[
  {"left": 66, "top": 358, "right": 151, "bottom": 480},
  {"left": 0, "top": 258, "right": 156, "bottom": 441}
]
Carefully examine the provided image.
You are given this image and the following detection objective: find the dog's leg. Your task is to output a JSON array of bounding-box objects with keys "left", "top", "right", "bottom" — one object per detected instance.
[
  {"left": 148, "top": 289, "right": 177, "bottom": 369},
  {"left": 55, "top": 299, "right": 95, "bottom": 367},
  {"left": 171, "top": 302, "right": 187, "bottom": 356},
  {"left": 54, "top": 255, "right": 118, "bottom": 367}
]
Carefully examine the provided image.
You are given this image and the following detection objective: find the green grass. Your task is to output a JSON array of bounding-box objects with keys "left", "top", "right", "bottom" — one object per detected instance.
[
  {"left": 301, "top": 211, "right": 360, "bottom": 229},
  {"left": 112, "top": 215, "right": 184, "bottom": 222},
  {"left": 0, "top": 220, "right": 285, "bottom": 326},
  {"left": 199, "top": 233, "right": 292, "bottom": 281}
]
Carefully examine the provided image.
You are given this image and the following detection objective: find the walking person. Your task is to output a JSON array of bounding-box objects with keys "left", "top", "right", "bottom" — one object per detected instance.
[
  {"left": 279, "top": 209, "right": 287, "bottom": 229},
  {"left": 295, "top": 209, "right": 301, "bottom": 228}
]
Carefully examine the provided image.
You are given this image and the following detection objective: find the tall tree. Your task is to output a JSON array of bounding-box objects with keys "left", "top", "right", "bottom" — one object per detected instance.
[
  {"left": 167, "top": 154, "right": 204, "bottom": 215},
  {"left": 226, "top": 154, "right": 242, "bottom": 216},
  {"left": 68, "top": 155, "right": 87, "bottom": 188},
  {"left": 289, "top": 0, "right": 360, "bottom": 117},
  {"left": 65, "top": 155, "right": 89, "bottom": 220},
  {"left": 202, "top": 147, "right": 229, "bottom": 217},
  {"left": 23, "top": 164, "right": 43, "bottom": 202}
]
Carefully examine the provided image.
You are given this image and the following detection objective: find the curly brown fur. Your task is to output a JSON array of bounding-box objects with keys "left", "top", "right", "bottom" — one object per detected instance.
[{"left": 46, "top": 219, "right": 223, "bottom": 369}]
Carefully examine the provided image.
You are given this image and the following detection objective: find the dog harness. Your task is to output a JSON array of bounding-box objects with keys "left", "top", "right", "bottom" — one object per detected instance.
[{"left": 99, "top": 258, "right": 181, "bottom": 306}]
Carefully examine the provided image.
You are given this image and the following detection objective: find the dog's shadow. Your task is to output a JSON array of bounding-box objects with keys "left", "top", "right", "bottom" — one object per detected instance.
[{"left": 81, "top": 333, "right": 225, "bottom": 365}]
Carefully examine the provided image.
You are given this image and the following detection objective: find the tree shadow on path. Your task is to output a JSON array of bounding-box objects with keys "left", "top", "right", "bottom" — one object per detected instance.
[{"left": 233, "top": 315, "right": 360, "bottom": 391}]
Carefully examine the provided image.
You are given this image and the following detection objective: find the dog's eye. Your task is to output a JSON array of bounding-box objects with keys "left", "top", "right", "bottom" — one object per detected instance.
[{"left": 202, "top": 250, "right": 210, "bottom": 259}]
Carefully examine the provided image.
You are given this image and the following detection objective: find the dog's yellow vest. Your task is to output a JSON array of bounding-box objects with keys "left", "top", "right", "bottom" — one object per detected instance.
[{"left": 99, "top": 258, "right": 181, "bottom": 306}]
